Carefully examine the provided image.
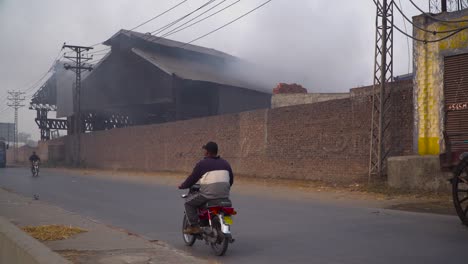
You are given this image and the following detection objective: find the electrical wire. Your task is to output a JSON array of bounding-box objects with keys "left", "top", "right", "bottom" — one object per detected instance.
[
  {"left": 158, "top": 0, "right": 229, "bottom": 38},
  {"left": 87, "top": 0, "right": 192, "bottom": 47},
  {"left": 88, "top": 48, "right": 111, "bottom": 54},
  {"left": 0, "top": 46, "right": 64, "bottom": 111},
  {"left": 20, "top": 48, "right": 65, "bottom": 104},
  {"left": 148, "top": 0, "right": 216, "bottom": 37},
  {"left": 160, "top": 0, "right": 241, "bottom": 39},
  {"left": 397, "top": 0, "right": 411, "bottom": 74},
  {"left": 129, "top": 0, "right": 191, "bottom": 31},
  {"left": 409, "top": 0, "right": 468, "bottom": 23},
  {"left": 393, "top": 1, "right": 465, "bottom": 34},
  {"left": 88, "top": 42, "right": 105, "bottom": 48},
  {"left": 181, "top": 0, "right": 273, "bottom": 47},
  {"left": 393, "top": 22, "right": 467, "bottom": 43},
  {"left": 24, "top": 50, "right": 64, "bottom": 95},
  {"left": 149, "top": 0, "right": 216, "bottom": 38},
  {"left": 0, "top": 107, "right": 12, "bottom": 117},
  {"left": 89, "top": 51, "right": 111, "bottom": 57}
]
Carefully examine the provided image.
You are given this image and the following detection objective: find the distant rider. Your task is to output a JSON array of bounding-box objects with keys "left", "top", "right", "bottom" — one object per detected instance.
[
  {"left": 29, "top": 151, "right": 40, "bottom": 171},
  {"left": 178, "top": 142, "right": 234, "bottom": 234}
]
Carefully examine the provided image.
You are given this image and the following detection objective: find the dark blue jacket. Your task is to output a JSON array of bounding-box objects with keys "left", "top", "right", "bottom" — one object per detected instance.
[{"left": 180, "top": 156, "right": 234, "bottom": 199}]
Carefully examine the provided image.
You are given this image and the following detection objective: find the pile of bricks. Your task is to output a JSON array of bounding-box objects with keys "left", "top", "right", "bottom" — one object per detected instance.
[{"left": 273, "top": 83, "right": 307, "bottom": 94}]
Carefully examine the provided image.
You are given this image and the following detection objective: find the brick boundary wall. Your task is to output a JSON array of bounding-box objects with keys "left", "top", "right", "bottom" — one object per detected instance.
[{"left": 47, "top": 80, "right": 413, "bottom": 184}]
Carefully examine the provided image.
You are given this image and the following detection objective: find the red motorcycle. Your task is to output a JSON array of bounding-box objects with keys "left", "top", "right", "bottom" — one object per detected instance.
[{"left": 181, "top": 184, "right": 236, "bottom": 256}]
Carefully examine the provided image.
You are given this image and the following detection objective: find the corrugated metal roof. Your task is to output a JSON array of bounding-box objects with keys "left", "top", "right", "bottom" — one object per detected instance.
[
  {"left": 104, "top": 29, "right": 236, "bottom": 61},
  {"left": 132, "top": 48, "right": 270, "bottom": 93}
]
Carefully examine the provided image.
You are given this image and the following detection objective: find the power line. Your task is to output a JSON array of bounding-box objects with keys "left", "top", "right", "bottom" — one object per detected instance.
[
  {"left": 0, "top": 46, "right": 64, "bottom": 107},
  {"left": 88, "top": 42, "right": 106, "bottom": 48},
  {"left": 148, "top": 0, "right": 216, "bottom": 37},
  {"left": 88, "top": 0, "right": 192, "bottom": 47},
  {"left": 0, "top": 107, "right": 11, "bottom": 117},
  {"left": 393, "top": 22, "right": 467, "bottom": 43},
  {"left": 88, "top": 48, "right": 111, "bottom": 54},
  {"left": 23, "top": 48, "right": 65, "bottom": 94},
  {"left": 89, "top": 51, "right": 111, "bottom": 57},
  {"left": 394, "top": 1, "right": 464, "bottom": 34},
  {"left": 397, "top": 0, "right": 411, "bottom": 74},
  {"left": 26, "top": 53, "right": 65, "bottom": 100},
  {"left": 181, "top": 0, "right": 273, "bottom": 47},
  {"left": 159, "top": 0, "right": 230, "bottom": 37},
  {"left": 129, "top": 0, "right": 191, "bottom": 31},
  {"left": 409, "top": 0, "right": 468, "bottom": 23},
  {"left": 160, "top": 0, "right": 241, "bottom": 39}
]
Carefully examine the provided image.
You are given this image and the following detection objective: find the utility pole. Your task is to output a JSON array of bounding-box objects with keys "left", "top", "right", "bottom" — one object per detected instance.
[
  {"left": 442, "top": 0, "right": 448, "bottom": 12},
  {"left": 431, "top": 0, "right": 468, "bottom": 12},
  {"left": 63, "top": 44, "right": 93, "bottom": 166},
  {"left": 430, "top": 0, "right": 441, "bottom": 12},
  {"left": 7, "top": 90, "right": 26, "bottom": 162},
  {"left": 369, "top": 0, "right": 394, "bottom": 182}
]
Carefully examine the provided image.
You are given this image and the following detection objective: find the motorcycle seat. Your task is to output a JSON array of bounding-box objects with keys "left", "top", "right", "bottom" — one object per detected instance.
[{"left": 203, "top": 198, "right": 232, "bottom": 208}]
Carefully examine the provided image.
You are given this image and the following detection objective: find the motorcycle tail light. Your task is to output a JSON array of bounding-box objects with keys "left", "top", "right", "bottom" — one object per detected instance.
[
  {"left": 209, "top": 207, "right": 220, "bottom": 215},
  {"left": 223, "top": 208, "right": 237, "bottom": 215}
]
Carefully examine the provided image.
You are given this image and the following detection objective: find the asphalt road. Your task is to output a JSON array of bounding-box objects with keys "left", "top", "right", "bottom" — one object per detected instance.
[{"left": 0, "top": 167, "right": 467, "bottom": 264}]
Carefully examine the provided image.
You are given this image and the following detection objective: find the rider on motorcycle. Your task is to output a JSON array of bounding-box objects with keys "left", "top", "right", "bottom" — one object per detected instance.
[
  {"left": 29, "top": 151, "right": 40, "bottom": 172},
  {"left": 178, "top": 142, "right": 234, "bottom": 234}
]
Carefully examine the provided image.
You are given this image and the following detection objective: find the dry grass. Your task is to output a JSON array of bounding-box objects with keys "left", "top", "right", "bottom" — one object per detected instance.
[{"left": 22, "top": 225, "right": 87, "bottom": 241}]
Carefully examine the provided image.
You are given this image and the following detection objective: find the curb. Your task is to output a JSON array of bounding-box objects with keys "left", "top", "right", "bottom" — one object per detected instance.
[{"left": 0, "top": 216, "right": 71, "bottom": 264}]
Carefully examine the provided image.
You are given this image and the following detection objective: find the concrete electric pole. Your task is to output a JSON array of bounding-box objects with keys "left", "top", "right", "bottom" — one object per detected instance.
[
  {"left": 7, "top": 90, "right": 26, "bottom": 162},
  {"left": 63, "top": 44, "right": 93, "bottom": 166}
]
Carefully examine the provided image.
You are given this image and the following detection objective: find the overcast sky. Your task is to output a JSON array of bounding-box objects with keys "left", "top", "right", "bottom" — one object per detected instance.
[{"left": 0, "top": 0, "right": 430, "bottom": 140}]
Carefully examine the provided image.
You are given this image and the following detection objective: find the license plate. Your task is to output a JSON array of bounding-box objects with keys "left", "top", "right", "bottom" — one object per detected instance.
[{"left": 223, "top": 216, "right": 233, "bottom": 225}]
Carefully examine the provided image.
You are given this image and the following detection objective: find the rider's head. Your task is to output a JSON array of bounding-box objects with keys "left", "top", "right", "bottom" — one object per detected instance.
[
  {"left": 32, "top": 151, "right": 36, "bottom": 155},
  {"left": 202, "top": 141, "right": 218, "bottom": 157}
]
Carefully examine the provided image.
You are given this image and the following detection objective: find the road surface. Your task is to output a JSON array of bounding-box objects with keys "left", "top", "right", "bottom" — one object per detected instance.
[{"left": 0, "top": 167, "right": 467, "bottom": 264}]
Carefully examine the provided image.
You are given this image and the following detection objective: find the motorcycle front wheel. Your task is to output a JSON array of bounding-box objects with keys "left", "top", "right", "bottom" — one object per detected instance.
[
  {"left": 182, "top": 214, "right": 196, "bottom": 246},
  {"left": 452, "top": 157, "right": 468, "bottom": 226},
  {"left": 210, "top": 217, "right": 229, "bottom": 256}
]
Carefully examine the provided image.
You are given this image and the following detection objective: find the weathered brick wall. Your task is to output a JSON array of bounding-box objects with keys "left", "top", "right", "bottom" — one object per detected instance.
[
  {"left": 6, "top": 145, "right": 37, "bottom": 165},
  {"left": 272, "top": 93, "right": 350, "bottom": 108},
  {"left": 50, "top": 80, "right": 413, "bottom": 184}
]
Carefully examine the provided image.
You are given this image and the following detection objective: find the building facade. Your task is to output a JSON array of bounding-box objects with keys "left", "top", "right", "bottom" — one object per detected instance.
[{"left": 413, "top": 9, "right": 468, "bottom": 155}]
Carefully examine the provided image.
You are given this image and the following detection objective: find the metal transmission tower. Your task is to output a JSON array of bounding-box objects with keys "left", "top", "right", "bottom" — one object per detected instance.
[
  {"left": 369, "top": 0, "right": 394, "bottom": 181},
  {"left": 63, "top": 44, "right": 93, "bottom": 166},
  {"left": 429, "top": 0, "right": 440, "bottom": 13},
  {"left": 430, "top": 0, "right": 468, "bottom": 12},
  {"left": 7, "top": 91, "right": 26, "bottom": 162}
]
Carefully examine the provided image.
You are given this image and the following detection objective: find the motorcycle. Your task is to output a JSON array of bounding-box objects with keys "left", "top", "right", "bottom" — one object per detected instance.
[
  {"left": 181, "top": 184, "right": 236, "bottom": 256},
  {"left": 31, "top": 160, "right": 40, "bottom": 177}
]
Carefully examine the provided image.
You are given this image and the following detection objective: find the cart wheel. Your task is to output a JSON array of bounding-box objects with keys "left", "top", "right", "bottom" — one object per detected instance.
[{"left": 452, "top": 157, "right": 468, "bottom": 226}]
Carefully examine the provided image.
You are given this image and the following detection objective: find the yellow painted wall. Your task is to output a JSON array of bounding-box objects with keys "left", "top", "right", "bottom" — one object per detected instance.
[{"left": 414, "top": 14, "right": 468, "bottom": 155}]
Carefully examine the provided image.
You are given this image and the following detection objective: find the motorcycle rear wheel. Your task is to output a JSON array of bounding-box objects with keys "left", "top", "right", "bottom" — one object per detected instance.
[
  {"left": 182, "top": 214, "right": 196, "bottom": 246},
  {"left": 210, "top": 218, "right": 229, "bottom": 256}
]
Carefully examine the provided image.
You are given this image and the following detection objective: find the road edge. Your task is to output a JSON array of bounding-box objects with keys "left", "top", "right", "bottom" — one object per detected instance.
[{"left": 0, "top": 216, "right": 71, "bottom": 264}]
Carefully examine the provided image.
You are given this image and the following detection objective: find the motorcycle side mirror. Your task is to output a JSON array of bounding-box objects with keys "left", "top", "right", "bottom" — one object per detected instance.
[{"left": 181, "top": 194, "right": 188, "bottom": 198}]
